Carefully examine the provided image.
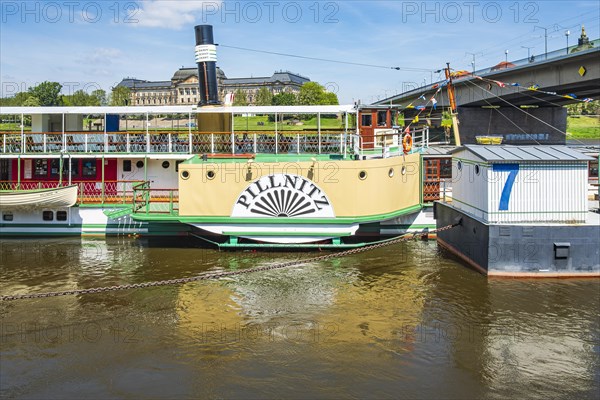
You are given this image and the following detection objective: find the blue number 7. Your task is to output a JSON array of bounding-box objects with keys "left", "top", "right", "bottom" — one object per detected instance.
[{"left": 492, "top": 164, "right": 519, "bottom": 211}]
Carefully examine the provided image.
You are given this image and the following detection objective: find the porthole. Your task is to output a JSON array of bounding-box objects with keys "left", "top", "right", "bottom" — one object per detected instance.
[
  {"left": 388, "top": 168, "right": 394, "bottom": 178},
  {"left": 358, "top": 170, "right": 367, "bottom": 180},
  {"left": 206, "top": 170, "right": 216, "bottom": 180},
  {"left": 475, "top": 164, "right": 480, "bottom": 175},
  {"left": 136, "top": 160, "right": 144, "bottom": 169},
  {"left": 162, "top": 161, "right": 170, "bottom": 169},
  {"left": 401, "top": 166, "right": 407, "bottom": 175},
  {"left": 457, "top": 161, "right": 462, "bottom": 171},
  {"left": 181, "top": 170, "right": 190, "bottom": 180}
]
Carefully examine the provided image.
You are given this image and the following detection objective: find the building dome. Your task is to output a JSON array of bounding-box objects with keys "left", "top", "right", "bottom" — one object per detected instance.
[{"left": 171, "top": 66, "right": 226, "bottom": 82}]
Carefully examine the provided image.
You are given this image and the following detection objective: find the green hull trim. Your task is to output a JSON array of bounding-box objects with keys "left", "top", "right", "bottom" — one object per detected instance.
[
  {"left": 132, "top": 204, "right": 423, "bottom": 224},
  {"left": 217, "top": 242, "right": 367, "bottom": 249},
  {"left": 222, "top": 231, "right": 352, "bottom": 237}
]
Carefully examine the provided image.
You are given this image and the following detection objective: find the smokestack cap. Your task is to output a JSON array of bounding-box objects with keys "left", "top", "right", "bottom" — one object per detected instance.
[{"left": 195, "top": 25, "right": 215, "bottom": 45}]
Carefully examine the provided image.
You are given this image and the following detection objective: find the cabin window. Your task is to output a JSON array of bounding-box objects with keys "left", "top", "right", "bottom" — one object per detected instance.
[
  {"left": 43, "top": 211, "right": 53, "bottom": 221},
  {"left": 440, "top": 159, "right": 452, "bottom": 178},
  {"left": 34, "top": 160, "right": 48, "bottom": 178},
  {"left": 590, "top": 160, "right": 599, "bottom": 179},
  {"left": 56, "top": 211, "right": 67, "bottom": 221},
  {"left": 49, "top": 159, "right": 71, "bottom": 178},
  {"left": 361, "top": 114, "right": 372, "bottom": 127},
  {"left": 377, "top": 111, "right": 387, "bottom": 127},
  {"left": 82, "top": 160, "right": 97, "bottom": 177},
  {"left": 69, "top": 159, "right": 79, "bottom": 177},
  {"left": 123, "top": 160, "right": 132, "bottom": 172},
  {"left": 3, "top": 213, "right": 13, "bottom": 221},
  {"left": 50, "top": 159, "right": 61, "bottom": 178}
]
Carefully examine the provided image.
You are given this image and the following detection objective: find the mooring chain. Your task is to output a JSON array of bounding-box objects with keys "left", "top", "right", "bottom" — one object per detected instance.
[{"left": 0, "top": 224, "right": 457, "bottom": 302}]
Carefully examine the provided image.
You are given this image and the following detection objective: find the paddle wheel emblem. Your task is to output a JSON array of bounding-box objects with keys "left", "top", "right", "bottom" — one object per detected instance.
[{"left": 231, "top": 174, "right": 335, "bottom": 218}]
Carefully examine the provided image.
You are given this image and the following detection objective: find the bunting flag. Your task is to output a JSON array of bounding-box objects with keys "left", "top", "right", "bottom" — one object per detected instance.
[
  {"left": 431, "top": 97, "right": 438, "bottom": 110},
  {"left": 582, "top": 98, "right": 593, "bottom": 103},
  {"left": 528, "top": 84, "right": 540, "bottom": 90},
  {"left": 412, "top": 115, "right": 419, "bottom": 123},
  {"left": 415, "top": 105, "right": 426, "bottom": 110},
  {"left": 419, "top": 94, "right": 426, "bottom": 100},
  {"left": 406, "top": 103, "right": 414, "bottom": 109},
  {"left": 510, "top": 83, "right": 520, "bottom": 87},
  {"left": 493, "top": 80, "right": 506, "bottom": 88},
  {"left": 431, "top": 84, "right": 439, "bottom": 89},
  {"left": 568, "top": 93, "right": 577, "bottom": 99}
]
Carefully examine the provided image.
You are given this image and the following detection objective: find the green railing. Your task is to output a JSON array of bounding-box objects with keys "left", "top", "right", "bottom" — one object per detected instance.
[{"left": 132, "top": 181, "right": 179, "bottom": 215}]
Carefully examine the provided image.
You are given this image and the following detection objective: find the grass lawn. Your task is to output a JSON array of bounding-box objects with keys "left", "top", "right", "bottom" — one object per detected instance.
[
  {"left": 233, "top": 115, "right": 345, "bottom": 131},
  {"left": 0, "top": 122, "right": 31, "bottom": 131},
  {"left": 567, "top": 116, "right": 600, "bottom": 139}
]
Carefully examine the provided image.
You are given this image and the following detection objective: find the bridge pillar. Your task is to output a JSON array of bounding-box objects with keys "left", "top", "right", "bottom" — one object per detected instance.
[{"left": 457, "top": 106, "right": 567, "bottom": 145}]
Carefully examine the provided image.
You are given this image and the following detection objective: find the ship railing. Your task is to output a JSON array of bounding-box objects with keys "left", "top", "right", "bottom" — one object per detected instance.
[
  {"left": 0, "top": 179, "right": 179, "bottom": 206},
  {"left": 132, "top": 181, "right": 178, "bottom": 215},
  {"left": 422, "top": 178, "right": 453, "bottom": 203},
  {"left": 0, "top": 130, "right": 355, "bottom": 155},
  {"left": 352, "top": 126, "right": 430, "bottom": 158}
]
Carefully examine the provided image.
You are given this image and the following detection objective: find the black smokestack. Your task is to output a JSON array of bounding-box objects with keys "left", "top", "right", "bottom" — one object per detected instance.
[{"left": 194, "top": 25, "right": 220, "bottom": 106}]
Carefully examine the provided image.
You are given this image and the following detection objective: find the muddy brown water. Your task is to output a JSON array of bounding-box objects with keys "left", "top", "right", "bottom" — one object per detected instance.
[{"left": 1, "top": 237, "right": 598, "bottom": 399}]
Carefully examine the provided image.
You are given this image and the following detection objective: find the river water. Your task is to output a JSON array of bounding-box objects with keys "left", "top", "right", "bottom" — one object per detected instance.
[{"left": 1, "top": 237, "right": 599, "bottom": 399}]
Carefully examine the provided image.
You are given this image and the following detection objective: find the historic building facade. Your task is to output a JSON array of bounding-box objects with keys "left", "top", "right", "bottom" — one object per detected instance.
[{"left": 116, "top": 68, "right": 310, "bottom": 106}]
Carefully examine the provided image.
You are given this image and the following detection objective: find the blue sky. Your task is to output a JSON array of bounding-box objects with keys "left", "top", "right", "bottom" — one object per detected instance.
[{"left": 1, "top": 0, "right": 598, "bottom": 103}]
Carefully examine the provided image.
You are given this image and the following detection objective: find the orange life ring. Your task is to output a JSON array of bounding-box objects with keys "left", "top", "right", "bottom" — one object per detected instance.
[{"left": 402, "top": 133, "right": 413, "bottom": 154}]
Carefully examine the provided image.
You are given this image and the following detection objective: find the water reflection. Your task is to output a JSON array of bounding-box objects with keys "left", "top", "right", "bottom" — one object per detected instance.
[{"left": 0, "top": 238, "right": 598, "bottom": 399}]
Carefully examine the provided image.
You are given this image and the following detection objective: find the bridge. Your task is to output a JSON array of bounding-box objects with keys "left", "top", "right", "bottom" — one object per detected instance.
[{"left": 374, "top": 40, "right": 599, "bottom": 145}]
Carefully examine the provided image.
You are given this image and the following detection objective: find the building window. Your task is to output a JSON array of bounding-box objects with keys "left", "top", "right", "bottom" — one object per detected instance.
[
  {"left": 377, "top": 111, "right": 387, "bottom": 127},
  {"left": 361, "top": 114, "right": 372, "bottom": 127},
  {"left": 34, "top": 160, "right": 48, "bottom": 178},
  {"left": 43, "top": 211, "right": 53, "bottom": 221},
  {"left": 82, "top": 160, "right": 97, "bottom": 177},
  {"left": 440, "top": 158, "right": 452, "bottom": 178},
  {"left": 56, "top": 211, "right": 67, "bottom": 221}
]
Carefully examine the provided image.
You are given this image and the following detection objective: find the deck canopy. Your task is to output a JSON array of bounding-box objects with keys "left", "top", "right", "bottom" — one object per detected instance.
[{"left": 0, "top": 105, "right": 357, "bottom": 115}]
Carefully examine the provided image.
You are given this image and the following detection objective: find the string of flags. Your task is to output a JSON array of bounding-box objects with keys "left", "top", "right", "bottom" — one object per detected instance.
[
  {"left": 474, "top": 75, "right": 595, "bottom": 103},
  {"left": 395, "top": 73, "right": 596, "bottom": 120}
]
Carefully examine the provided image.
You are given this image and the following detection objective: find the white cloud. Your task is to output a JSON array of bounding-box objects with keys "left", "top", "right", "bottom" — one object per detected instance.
[
  {"left": 133, "top": 0, "right": 222, "bottom": 29},
  {"left": 80, "top": 48, "right": 124, "bottom": 65}
]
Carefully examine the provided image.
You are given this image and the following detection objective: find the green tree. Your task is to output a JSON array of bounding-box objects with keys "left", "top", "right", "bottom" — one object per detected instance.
[
  {"left": 297, "top": 82, "right": 339, "bottom": 105},
  {"left": 233, "top": 89, "right": 248, "bottom": 106},
  {"left": 28, "top": 81, "right": 62, "bottom": 106},
  {"left": 72, "top": 90, "right": 95, "bottom": 106},
  {"left": 272, "top": 92, "right": 297, "bottom": 106},
  {"left": 298, "top": 82, "right": 324, "bottom": 105},
  {"left": 110, "top": 86, "right": 131, "bottom": 106},
  {"left": 91, "top": 89, "right": 108, "bottom": 106},
  {"left": 22, "top": 95, "right": 40, "bottom": 107},
  {"left": 255, "top": 87, "right": 273, "bottom": 106},
  {"left": 321, "top": 91, "right": 339, "bottom": 105}
]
